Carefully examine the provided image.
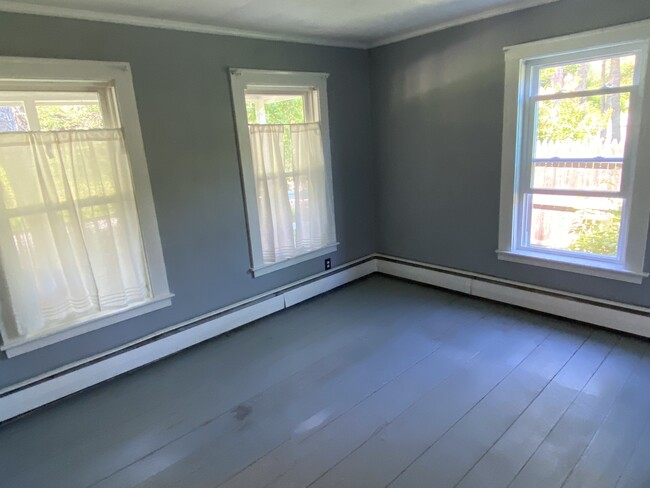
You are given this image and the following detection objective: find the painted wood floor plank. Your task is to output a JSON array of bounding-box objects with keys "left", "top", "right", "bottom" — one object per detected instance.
[
  {"left": 97, "top": 326, "right": 438, "bottom": 487},
  {"left": 2, "top": 315, "right": 373, "bottom": 487},
  {"left": 3, "top": 281, "right": 378, "bottom": 438},
  {"left": 507, "top": 336, "right": 646, "bottom": 488},
  {"left": 124, "top": 291, "right": 500, "bottom": 488},
  {"left": 2, "top": 276, "right": 650, "bottom": 488},
  {"left": 3, "top": 278, "right": 447, "bottom": 488},
  {"left": 216, "top": 301, "right": 535, "bottom": 488},
  {"left": 386, "top": 323, "right": 589, "bottom": 488},
  {"left": 0, "top": 284, "right": 370, "bottom": 445},
  {"left": 454, "top": 329, "right": 618, "bottom": 488},
  {"left": 562, "top": 350, "right": 650, "bottom": 488},
  {"left": 304, "top": 315, "right": 552, "bottom": 488},
  {"left": 615, "top": 413, "right": 650, "bottom": 488}
]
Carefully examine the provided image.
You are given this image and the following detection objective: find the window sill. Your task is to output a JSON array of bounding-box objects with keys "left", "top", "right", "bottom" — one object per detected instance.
[
  {"left": 496, "top": 250, "right": 648, "bottom": 284},
  {"left": 252, "top": 244, "right": 339, "bottom": 277},
  {"left": 1, "top": 294, "right": 174, "bottom": 358}
]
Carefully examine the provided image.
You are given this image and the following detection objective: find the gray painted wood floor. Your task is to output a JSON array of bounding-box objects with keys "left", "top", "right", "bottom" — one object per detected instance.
[{"left": 2, "top": 275, "right": 650, "bottom": 488}]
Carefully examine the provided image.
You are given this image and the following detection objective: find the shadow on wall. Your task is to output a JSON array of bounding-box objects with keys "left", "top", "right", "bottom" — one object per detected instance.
[
  {"left": 390, "top": 29, "right": 505, "bottom": 105},
  {"left": 372, "top": 24, "right": 516, "bottom": 270}
]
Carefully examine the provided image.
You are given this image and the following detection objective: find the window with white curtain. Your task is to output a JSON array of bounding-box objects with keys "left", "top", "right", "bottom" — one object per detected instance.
[
  {"left": 497, "top": 21, "right": 650, "bottom": 283},
  {"left": 0, "top": 57, "right": 171, "bottom": 356},
  {"left": 230, "top": 69, "right": 337, "bottom": 276}
]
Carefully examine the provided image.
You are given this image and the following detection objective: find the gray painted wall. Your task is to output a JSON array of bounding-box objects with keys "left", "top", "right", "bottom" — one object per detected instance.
[
  {"left": 370, "top": 0, "right": 650, "bottom": 307},
  {"left": 3, "top": 0, "right": 650, "bottom": 391},
  {"left": 0, "top": 12, "right": 375, "bottom": 388}
]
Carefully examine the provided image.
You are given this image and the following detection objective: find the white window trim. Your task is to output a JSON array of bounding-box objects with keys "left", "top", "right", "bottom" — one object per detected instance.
[
  {"left": 497, "top": 20, "right": 650, "bottom": 284},
  {"left": 0, "top": 57, "right": 172, "bottom": 357},
  {"left": 229, "top": 68, "right": 338, "bottom": 277}
]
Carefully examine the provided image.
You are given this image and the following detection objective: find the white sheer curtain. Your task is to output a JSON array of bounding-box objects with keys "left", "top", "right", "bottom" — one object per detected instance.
[
  {"left": 249, "top": 125, "right": 295, "bottom": 263},
  {"left": 0, "top": 129, "right": 149, "bottom": 340},
  {"left": 292, "top": 123, "right": 336, "bottom": 251},
  {"left": 248, "top": 122, "right": 336, "bottom": 265}
]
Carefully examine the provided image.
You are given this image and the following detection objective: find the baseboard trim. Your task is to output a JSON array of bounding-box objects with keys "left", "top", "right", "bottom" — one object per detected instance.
[
  {"left": 0, "top": 257, "right": 377, "bottom": 423},
  {"left": 374, "top": 254, "right": 650, "bottom": 338},
  {"left": 3, "top": 252, "right": 649, "bottom": 423}
]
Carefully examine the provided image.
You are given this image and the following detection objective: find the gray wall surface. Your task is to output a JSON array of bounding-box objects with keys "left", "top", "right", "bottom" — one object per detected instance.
[
  {"left": 370, "top": 0, "right": 650, "bottom": 307},
  {"left": 3, "top": 0, "right": 650, "bottom": 391},
  {"left": 0, "top": 12, "right": 375, "bottom": 388}
]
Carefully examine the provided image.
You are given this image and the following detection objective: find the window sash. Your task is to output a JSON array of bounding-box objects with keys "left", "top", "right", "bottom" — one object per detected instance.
[
  {"left": 530, "top": 85, "right": 633, "bottom": 102},
  {"left": 517, "top": 190, "right": 628, "bottom": 262},
  {"left": 513, "top": 47, "right": 645, "bottom": 265},
  {"left": 0, "top": 57, "right": 172, "bottom": 356},
  {"left": 230, "top": 69, "right": 337, "bottom": 276},
  {"left": 497, "top": 22, "right": 650, "bottom": 282},
  {"left": 0, "top": 84, "right": 120, "bottom": 131},
  {"left": 245, "top": 87, "right": 320, "bottom": 124},
  {"left": 524, "top": 43, "right": 646, "bottom": 87},
  {"left": 518, "top": 85, "right": 638, "bottom": 196}
]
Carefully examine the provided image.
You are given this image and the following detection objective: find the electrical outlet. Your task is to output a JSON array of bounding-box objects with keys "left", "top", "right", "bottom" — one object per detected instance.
[{"left": 325, "top": 258, "right": 332, "bottom": 270}]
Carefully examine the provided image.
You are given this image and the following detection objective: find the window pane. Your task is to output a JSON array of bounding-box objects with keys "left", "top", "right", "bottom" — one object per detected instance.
[
  {"left": 264, "top": 96, "right": 305, "bottom": 124},
  {"left": 246, "top": 101, "right": 257, "bottom": 124},
  {"left": 532, "top": 161, "right": 622, "bottom": 192},
  {"left": 528, "top": 194, "right": 622, "bottom": 257},
  {"left": 0, "top": 104, "right": 29, "bottom": 132},
  {"left": 534, "top": 92, "right": 630, "bottom": 159},
  {"left": 0, "top": 91, "right": 105, "bottom": 131},
  {"left": 36, "top": 100, "right": 104, "bottom": 131},
  {"left": 245, "top": 93, "right": 306, "bottom": 124},
  {"left": 538, "top": 55, "right": 636, "bottom": 95}
]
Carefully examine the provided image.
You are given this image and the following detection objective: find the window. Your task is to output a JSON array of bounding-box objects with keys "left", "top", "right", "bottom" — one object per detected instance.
[
  {"left": 0, "top": 57, "right": 171, "bottom": 356},
  {"left": 497, "top": 21, "right": 650, "bottom": 283},
  {"left": 230, "top": 69, "right": 337, "bottom": 276}
]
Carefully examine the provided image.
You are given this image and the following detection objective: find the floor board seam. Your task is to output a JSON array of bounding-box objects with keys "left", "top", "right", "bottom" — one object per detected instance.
[
  {"left": 505, "top": 336, "right": 620, "bottom": 488},
  {"left": 559, "top": 347, "right": 650, "bottom": 488},
  {"left": 451, "top": 330, "right": 592, "bottom": 488},
  {"left": 383, "top": 327, "right": 558, "bottom": 488}
]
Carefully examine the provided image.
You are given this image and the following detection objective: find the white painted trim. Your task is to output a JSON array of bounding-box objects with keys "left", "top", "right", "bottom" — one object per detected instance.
[
  {"left": 252, "top": 244, "right": 339, "bottom": 277},
  {"left": 284, "top": 259, "right": 377, "bottom": 307},
  {"left": 4, "top": 253, "right": 650, "bottom": 423},
  {"left": 0, "top": 1, "right": 366, "bottom": 49},
  {"left": 498, "top": 22, "right": 650, "bottom": 281},
  {"left": 230, "top": 68, "right": 330, "bottom": 79},
  {"left": 375, "top": 259, "right": 471, "bottom": 295},
  {"left": 0, "top": 257, "right": 376, "bottom": 423},
  {"left": 503, "top": 19, "right": 650, "bottom": 56},
  {"left": 373, "top": 253, "right": 650, "bottom": 311},
  {"left": 375, "top": 255, "right": 650, "bottom": 339},
  {"left": 229, "top": 69, "right": 338, "bottom": 276},
  {"left": 0, "top": 295, "right": 286, "bottom": 423},
  {"left": 1, "top": 254, "right": 375, "bottom": 394},
  {"left": 368, "top": 0, "right": 561, "bottom": 48},
  {"left": 2, "top": 295, "right": 173, "bottom": 358},
  {"left": 496, "top": 250, "right": 648, "bottom": 284}
]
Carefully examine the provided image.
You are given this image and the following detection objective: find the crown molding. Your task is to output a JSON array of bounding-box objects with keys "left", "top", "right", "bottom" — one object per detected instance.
[
  {"left": 0, "top": 1, "right": 367, "bottom": 49},
  {"left": 0, "top": 0, "right": 565, "bottom": 50},
  {"left": 368, "top": 0, "right": 562, "bottom": 48}
]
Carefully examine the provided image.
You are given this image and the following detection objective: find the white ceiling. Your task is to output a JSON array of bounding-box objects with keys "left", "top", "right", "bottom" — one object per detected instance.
[{"left": 0, "top": 0, "right": 561, "bottom": 47}]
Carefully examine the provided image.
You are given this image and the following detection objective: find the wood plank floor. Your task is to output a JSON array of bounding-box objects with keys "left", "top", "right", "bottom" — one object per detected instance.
[{"left": 1, "top": 275, "right": 649, "bottom": 488}]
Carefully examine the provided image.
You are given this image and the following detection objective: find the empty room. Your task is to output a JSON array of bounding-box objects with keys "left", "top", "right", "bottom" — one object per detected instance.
[{"left": 1, "top": 0, "right": 650, "bottom": 486}]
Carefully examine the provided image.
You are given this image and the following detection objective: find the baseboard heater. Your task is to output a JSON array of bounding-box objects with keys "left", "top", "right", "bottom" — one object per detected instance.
[
  {"left": 0, "top": 257, "right": 378, "bottom": 423},
  {"left": 2, "top": 253, "right": 648, "bottom": 423},
  {"left": 375, "top": 255, "right": 650, "bottom": 339}
]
